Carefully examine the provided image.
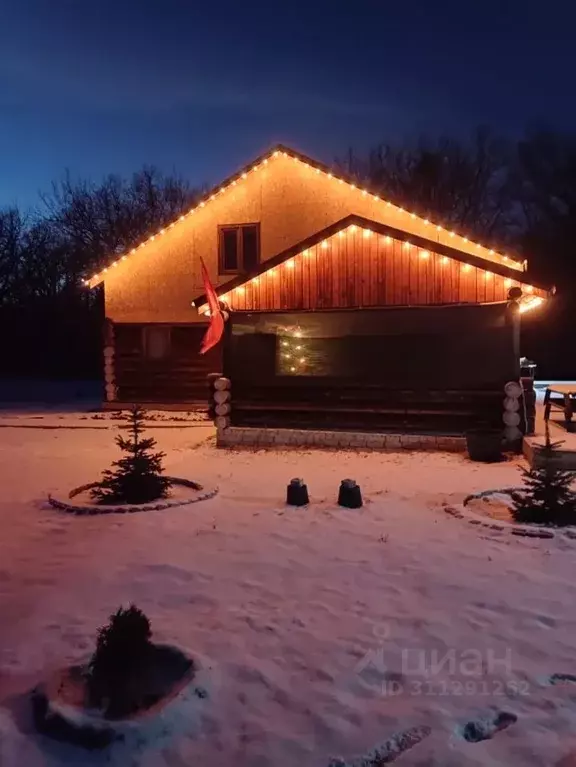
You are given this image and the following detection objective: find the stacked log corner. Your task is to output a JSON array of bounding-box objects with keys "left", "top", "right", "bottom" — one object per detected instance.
[
  {"left": 103, "top": 319, "right": 117, "bottom": 403},
  {"left": 207, "top": 373, "right": 231, "bottom": 431},
  {"left": 502, "top": 380, "right": 523, "bottom": 451}
]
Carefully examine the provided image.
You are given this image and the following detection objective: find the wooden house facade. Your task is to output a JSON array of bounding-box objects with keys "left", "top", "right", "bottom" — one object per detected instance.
[{"left": 89, "top": 145, "right": 551, "bottom": 434}]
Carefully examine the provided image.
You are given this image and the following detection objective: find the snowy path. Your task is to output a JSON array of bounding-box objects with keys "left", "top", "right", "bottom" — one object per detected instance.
[{"left": 1, "top": 426, "right": 576, "bottom": 766}]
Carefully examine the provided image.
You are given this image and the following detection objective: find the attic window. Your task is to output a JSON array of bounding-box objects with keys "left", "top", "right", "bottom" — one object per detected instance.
[{"left": 219, "top": 224, "right": 260, "bottom": 274}]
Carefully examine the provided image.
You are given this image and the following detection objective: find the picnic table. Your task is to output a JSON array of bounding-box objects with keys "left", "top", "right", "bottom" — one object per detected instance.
[{"left": 543, "top": 384, "right": 576, "bottom": 425}]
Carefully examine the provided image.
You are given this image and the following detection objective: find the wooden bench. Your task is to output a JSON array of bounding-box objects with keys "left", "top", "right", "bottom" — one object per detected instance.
[{"left": 544, "top": 385, "right": 576, "bottom": 426}]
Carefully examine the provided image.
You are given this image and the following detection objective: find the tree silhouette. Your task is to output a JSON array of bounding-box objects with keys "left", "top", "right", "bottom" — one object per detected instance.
[{"left": 336, "top": 128, "right": 517, "bottom": 247}]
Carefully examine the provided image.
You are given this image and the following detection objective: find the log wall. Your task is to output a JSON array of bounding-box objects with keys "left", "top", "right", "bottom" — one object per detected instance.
[{"left": 112, "top": 324, "right": 221, "bottom": 404}]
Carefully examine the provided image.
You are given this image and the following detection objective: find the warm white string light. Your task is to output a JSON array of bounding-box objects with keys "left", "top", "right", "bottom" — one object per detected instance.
[
  {"left": 519, "top": 296, "right": 544, "bottom": 314},
  {"left": 197, "top": 229, "right": 543, "bottom": 315},
  {"left": 85, "top": 147, "right": 530, "bottom": 286},
  {"left": 276, "top": 325, "right": 308, "bottom": 374}
]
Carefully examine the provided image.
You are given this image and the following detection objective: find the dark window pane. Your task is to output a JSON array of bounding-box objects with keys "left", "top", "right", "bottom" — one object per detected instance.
[
  {"left": 222, "top": 229, "right": 238, "bottom": 271},
  {"left": 242, "top": 226, "right": 259, "bottom": 271},
  {"left": 144, "top": 327, "right": 171, "bottom": 359}
]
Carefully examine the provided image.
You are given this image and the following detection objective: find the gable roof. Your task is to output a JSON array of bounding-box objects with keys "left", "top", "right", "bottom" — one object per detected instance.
[
  {"left": 193, "top": 213, "right": 553, "bottom": 310},
  {"left": 87, "top": 143, "right": 529, "bottom": 289}
]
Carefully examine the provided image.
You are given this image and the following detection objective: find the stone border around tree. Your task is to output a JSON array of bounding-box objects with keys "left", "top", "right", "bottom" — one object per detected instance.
[
  {"left": 47, "top": 477, "right": 218, "bottom": 515},
  {"left": 443, "top": 487, "right": 576, "bottom": 541}
]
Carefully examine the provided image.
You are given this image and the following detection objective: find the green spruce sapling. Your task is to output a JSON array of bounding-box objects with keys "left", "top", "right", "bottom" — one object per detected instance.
[
  {"left": 91, "top": 406, "right": 171, "bottom": 504},
  {"left": 87, "top": 605, "right": 152, "bottom": 715},
  {"left": 512, "top": 422, "right": 576, "bottom": 526}
]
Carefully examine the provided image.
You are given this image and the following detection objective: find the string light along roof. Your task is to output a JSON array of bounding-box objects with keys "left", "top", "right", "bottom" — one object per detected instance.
[
  {"left": 193, "top": 213, "right": 553, "bottom": 314},
  {"left": 87, "top": 143, "right": 529, "bottom": 289}
]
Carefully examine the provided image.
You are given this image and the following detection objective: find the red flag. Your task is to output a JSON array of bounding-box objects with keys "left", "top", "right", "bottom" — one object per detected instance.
[{"left": 199, "top": 257, "right": 225, "bottom": 354}]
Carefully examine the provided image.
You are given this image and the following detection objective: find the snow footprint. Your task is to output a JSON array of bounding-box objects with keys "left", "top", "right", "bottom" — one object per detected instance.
[
  {"left": 461, "top": 710, "right": 517, "bottom": 743},
  {"left": 549, "top": 673, "right": 576, "bottom": 686},
  {"left": 328, "top": 725, "right": 431, "bottom": 765}
]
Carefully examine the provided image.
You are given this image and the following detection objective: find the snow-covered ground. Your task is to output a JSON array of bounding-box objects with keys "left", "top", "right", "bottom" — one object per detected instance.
[{"left": 1, "top": 423, "right": 576, "bottom": 766}]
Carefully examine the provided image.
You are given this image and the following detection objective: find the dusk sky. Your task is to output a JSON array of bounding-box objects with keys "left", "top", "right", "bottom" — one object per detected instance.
[{"left": 1, "top": 0, "right": 575, "bottom": 209}]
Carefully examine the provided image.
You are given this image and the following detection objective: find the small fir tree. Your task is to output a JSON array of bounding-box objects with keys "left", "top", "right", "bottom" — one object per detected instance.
[
  {"left": 512, "top": 422, "right": 576, "bottom": 526},
  {"left": 91, "top": 407, "right": 171, "bottom": 504},
  {"left": 88, "top": 605, "right": 153, "bottom": 715}
]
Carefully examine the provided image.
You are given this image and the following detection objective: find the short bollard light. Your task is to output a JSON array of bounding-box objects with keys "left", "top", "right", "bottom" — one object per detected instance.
[
  {"left": 286, "top": 478, "right": 309, "bottom": 507},
  {"left": 338, "top": 478, "right": 363, "bottom": 509}
]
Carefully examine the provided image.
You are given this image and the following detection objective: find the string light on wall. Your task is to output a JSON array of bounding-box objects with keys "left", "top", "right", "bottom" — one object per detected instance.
[
  {"left": 196, "top": 229, "right": 545, "bottom": 317},
  {"left": 86, "top": 145, "right": 531, "bottom": 286},
  {"left": 278, "top": 325, "right": 308, "bottom": 375},
  {"left": 519, "top": 296, "right": 544, "bottom": 313}
]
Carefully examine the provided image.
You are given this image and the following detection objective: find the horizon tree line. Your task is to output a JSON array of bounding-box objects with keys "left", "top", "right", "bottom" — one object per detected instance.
[{"left": 1, "top": 127, "right": 575, "bottom": 308}]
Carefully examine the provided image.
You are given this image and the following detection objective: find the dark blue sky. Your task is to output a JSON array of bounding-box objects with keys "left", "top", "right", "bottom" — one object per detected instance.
[{"left": 1, "top": 0, "right": 575, "bottom": 208}]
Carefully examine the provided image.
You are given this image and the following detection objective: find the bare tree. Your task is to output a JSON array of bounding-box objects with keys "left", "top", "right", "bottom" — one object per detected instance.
[
  {"left": 0, "top": 208, "right": 25, "bottom": 304},
  {"left": 40, "top": 166, "right": 202, "bottom": 282},
  {"left": 516, "top": 129, "right": 576, "bottom": 282},
  {"left": 337, "top": 128, "right": 518, "bottom": 246},
  {"left": 18, "top": 220, "right": 71, "bottom": 300}
]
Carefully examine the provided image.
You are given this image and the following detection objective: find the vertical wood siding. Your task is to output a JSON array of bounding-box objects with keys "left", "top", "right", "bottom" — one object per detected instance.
[{"left": 220, "top": 229, "right": 545, "bottom": 312}]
